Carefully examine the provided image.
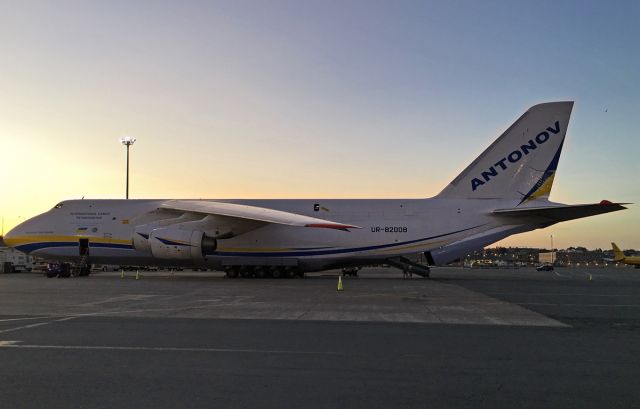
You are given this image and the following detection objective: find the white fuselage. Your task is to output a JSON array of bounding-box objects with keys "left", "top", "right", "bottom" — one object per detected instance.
[
  {"left": 5, "top": 198, "right": 536, "bottom": 271},
  {"left": 4, "top": 102, "right": 627, "bottom": 272}
]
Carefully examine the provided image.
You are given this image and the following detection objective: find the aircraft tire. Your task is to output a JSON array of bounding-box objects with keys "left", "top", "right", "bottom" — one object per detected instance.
[{"left": 271, "top": 268, "right": 283, "bottom": 279}]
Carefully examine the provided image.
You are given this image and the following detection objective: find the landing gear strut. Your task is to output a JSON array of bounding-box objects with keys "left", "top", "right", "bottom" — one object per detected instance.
[
  {"left": 225, "top": 267, "right": 239, "bottom": 278},
  {"left": 224, "top": 266, "right": 302, "bottom": 279}
]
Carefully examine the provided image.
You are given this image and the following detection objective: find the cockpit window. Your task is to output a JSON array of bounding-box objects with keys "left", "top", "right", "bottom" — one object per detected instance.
[{"left": 54, "top": 203, "right": 64, "bottom": 209}]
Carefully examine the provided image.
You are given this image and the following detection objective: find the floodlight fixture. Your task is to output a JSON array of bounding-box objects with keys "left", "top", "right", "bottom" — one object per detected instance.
[{"left": 120, "top": 136, "right": 136, "bottom": 146}]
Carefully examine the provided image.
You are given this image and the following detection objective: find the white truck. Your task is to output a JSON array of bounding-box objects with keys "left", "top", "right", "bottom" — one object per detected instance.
[{"left": 0, "top": 246, "right": 34, "bottom": 273}]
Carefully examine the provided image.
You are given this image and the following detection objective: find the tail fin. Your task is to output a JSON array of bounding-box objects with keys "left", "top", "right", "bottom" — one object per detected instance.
[
  {"left": 437, "top": 101, "right": 574, "bottom": 204},
  {"left": 611, "top": 242, "right": 625, "bottom": 261}
]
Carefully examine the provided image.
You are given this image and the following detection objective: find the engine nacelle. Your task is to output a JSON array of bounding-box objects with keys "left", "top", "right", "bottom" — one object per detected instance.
[
  {"left": 149, "top": 228, "right": 217, "bottom": 260},
  {"left": 132, "top": 213, "right": 206, "bottom": 254},
  {"left": 133, "top": 226, "right": 152, "bottom": 254}
]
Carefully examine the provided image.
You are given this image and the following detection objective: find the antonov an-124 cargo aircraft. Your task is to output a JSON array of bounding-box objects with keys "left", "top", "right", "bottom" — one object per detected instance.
[{"left": 2, "top": 102, "right": 627, "bottom": 278}]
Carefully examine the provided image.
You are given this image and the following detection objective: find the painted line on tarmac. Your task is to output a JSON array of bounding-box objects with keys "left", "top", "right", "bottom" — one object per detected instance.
[
  {"left": 0, "top": 308, "right": 180, "bottom": 335},
  {"left": 488, "top": 292, "right": 634, "bottom": 297},
  {"left": 0, "top": 342, "right": 339, "bottom": 355},
  {"left": 0, "top": 307, "right": 198, "bottom": 335},
  {"left": 0, "top": 316, "right": 51, "bottom": 322},
  {"left": 73, "top": 294, "right": 160, "bottom": 307},
  {"left": 0, "top": 316, "right": 81, "bottom": 334},
  {"left": 519, "top": 302, "right": 640, "bottom": 308},
  {"left": 0, "top": 304, "right": 315, "bottom": 334},
  {"left": 0, "top": 321, "right": 59, "bottom": 334}
]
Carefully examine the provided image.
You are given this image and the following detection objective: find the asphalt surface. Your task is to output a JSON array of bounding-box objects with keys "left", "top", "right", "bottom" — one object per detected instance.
[{"left": 1, "top": 267, "right": 639, "bottom": 409}]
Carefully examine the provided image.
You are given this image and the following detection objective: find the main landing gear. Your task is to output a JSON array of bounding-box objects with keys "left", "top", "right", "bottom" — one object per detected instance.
[{"left": 224, "top": 266, "right": 303, "bottom": 279}]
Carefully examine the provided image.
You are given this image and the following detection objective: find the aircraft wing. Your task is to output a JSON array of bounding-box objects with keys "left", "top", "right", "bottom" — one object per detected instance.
[
  {"left": 492, "top": 201, "right": 628, "bottom": 223},
  {"left": 159, "top": 200, "right": 360, "bottom": 231}
]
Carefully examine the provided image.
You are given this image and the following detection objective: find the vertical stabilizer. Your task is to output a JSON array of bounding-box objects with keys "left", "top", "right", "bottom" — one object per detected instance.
[
  {"left": 437, "top": 102, "right": 573, "bottom": 204},
  {"left": 611, "top": 242, "right": 625, "bottom": 261}
]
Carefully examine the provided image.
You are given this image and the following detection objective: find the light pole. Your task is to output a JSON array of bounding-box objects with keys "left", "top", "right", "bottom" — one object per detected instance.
[{"left": 120, "top": 136, "right": 136, "bottom": 199}]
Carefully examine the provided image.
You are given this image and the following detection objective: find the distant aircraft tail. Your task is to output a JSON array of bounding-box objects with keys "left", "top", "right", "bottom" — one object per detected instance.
[
  {"left": 611, "top": 242, "right": 625, "bottom": 261},
  {"left": 437, "top": 101, "right": 574, "bottom": 204}
]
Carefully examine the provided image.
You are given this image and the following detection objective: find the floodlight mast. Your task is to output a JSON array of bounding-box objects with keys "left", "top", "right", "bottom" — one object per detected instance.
[{"left": 119, "top": 136, "right": 136, "bottom": 199}]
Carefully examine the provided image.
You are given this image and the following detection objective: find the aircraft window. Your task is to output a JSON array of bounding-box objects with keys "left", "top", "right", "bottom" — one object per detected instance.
[{"left": 54, "top": 203, "right": 64, "bottom": 209}]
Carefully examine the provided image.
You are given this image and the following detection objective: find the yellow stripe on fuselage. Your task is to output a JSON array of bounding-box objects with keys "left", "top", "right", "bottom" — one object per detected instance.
[
  {"left": 6, "top": 235, "right": 445, "bottom": 257},
  {"left": 4, "top": 235, "right": 132, "bottom": 247}
]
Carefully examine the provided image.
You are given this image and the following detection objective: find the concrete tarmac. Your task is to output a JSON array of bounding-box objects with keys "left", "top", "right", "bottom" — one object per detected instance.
[{"left": 1, "top": 266, "right": 639, "bottom": 408}]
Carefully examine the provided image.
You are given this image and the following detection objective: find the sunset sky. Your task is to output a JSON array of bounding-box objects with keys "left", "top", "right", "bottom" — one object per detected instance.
[{"left": 1, "top": 1, "right": 638, "bottom": 249}]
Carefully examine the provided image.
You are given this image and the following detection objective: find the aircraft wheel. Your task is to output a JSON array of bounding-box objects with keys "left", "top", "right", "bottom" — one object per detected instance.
[
  {"left": 226, "top": 268, "right": 239, "bottom": 278},
  {"left": 240, "top": 268, "right": 252, "bottom": 278},
  {"left": 271, "top": 268, "right": 283, "bottom": 279}
]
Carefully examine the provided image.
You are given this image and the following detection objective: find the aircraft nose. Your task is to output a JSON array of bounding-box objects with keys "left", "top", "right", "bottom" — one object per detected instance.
[{"left": 2, "top": 225, "right": 22, "bottom": 249}]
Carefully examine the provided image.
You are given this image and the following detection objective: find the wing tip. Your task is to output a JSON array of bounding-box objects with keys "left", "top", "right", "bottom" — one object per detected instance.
[{"left": 599, "top": 200, "right": 630, "bottom": 210}]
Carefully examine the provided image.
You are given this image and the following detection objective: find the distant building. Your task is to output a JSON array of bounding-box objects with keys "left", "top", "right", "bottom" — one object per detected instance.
[
  {"left": 462, "top": 246, "right": 639, "bottom": 268},
  {"left": 538, "top": 251, "right": 556, "bottom": 264}
]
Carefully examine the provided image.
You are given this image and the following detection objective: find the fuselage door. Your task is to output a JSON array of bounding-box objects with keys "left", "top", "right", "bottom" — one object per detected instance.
[{"left": 79, "top": 238, "right": 89, "bottom": 256}]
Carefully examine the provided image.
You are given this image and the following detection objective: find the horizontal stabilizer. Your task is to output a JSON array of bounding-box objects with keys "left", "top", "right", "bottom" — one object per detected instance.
[{"left": 492, "top": 201, "right": 628, "bottom": 223}]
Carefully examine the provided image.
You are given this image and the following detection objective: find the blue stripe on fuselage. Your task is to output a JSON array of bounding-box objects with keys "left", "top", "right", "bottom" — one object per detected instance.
[
  {"left": 214, "top": 224, "right": 484, "bottom": 257},
  {"left": 14, "top": 224, "right": 485, "bottom": 257},
  {"left": 16, "top": 242, "right": 134, "bottom": 253}
]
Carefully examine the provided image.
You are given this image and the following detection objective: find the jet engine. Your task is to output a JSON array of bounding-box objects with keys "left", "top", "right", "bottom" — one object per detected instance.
[
  {"left": 132, "top": 213, "right": 205, "bottom": 254},
  {"left": 148, "top": 227, "right": 217, "bottom": 260},
  {"left": 133, "top": 226, "right": 152, "bottom": 253}
]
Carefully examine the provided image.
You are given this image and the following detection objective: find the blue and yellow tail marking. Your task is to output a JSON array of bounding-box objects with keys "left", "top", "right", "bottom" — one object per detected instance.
[{"left": 518, "top": 139, "right": 564, "bottom": 205}]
